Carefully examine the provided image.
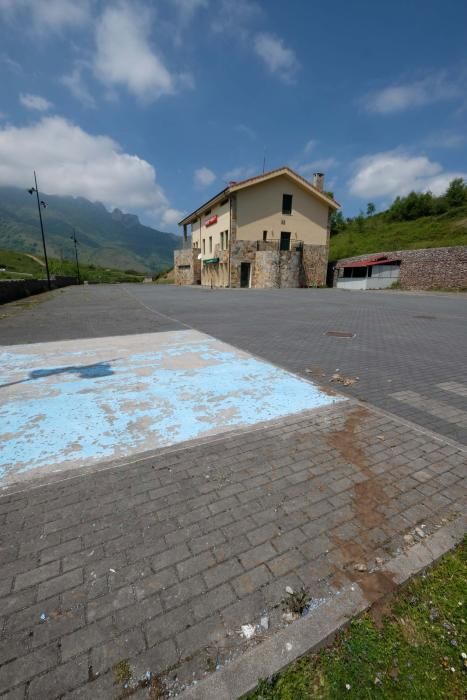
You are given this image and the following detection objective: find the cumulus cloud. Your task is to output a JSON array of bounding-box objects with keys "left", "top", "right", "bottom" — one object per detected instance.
[
  {"left": 194, "top": 167, "right": 216, "bottom": 187},
  {"left": 363, "top": 73, "right": 461, "bottom": 114},
  {"left": 254, "top": 33, "right": 299, "bottom": 83},
  {"left": 93, "top": 2, "right": 177, "bottom": 101},
  {"left": 161, "top": 207, "right": 184, "bottom": 226},
  {"left": 0, "top": 0, "right": 91, "bottom": 32},
  {"left": 0, "top": 116, "right": 179, "bottom": 227},
  {"left": 349, "top": 150, "right": 466, "bottom": 199},
  {"left": 19, "top": 93, "right": 53, "bottom": 112}
]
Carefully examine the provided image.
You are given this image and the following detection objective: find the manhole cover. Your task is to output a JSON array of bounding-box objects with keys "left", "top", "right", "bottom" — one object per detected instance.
[
  {"left": 325, "top": 331, "right": 355, "bottom": 338},
  {"left": 413, "top": 315, "right": 436, "bottom": 320}
]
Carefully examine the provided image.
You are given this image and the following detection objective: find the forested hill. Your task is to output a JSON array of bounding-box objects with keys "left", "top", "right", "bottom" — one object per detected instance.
[{"left": 329, "top": 178, "right": 467, "bottom": 261}]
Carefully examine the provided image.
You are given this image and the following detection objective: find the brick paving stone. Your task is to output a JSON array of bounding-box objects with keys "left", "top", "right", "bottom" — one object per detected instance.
[{"left": 0, "top": 374, "right": 465, "bottom": 696}]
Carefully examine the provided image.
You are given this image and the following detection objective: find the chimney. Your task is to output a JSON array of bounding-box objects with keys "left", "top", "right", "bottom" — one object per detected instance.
[{"left": 312, "top": 172, "right": 324, "bottom": 191}]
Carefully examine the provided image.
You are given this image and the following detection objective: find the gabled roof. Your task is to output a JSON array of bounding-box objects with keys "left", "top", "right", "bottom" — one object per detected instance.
[{"left": 178, "top": 166, "right": 340, "bottom": 226}]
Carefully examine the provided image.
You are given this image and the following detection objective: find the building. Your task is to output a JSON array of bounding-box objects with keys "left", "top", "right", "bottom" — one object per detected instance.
[
  {"left": 174, "top": 167, "right": 340, "bottom": 288},
  {"left": 334, "top": 246, "right": 467, "bottom": 291},
  {"left": 336, "top": 256, "right": 401, "bottom": 290}
]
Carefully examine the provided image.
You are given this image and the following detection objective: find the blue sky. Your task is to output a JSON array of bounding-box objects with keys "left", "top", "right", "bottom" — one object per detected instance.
[{"left": 0, "top": 0, "right": 466, "bottom": 232}]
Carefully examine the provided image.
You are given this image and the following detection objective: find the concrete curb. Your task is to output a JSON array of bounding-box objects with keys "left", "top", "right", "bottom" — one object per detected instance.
[{"left": 180, "top": 515, "right": 466, "bottom": 700}]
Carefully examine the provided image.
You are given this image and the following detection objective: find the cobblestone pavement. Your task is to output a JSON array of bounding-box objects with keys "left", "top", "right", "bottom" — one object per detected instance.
[
  {"left": 0, "top": 285, "right": 466, "bottom": 698},
  {"left": 0, "top": 403, "right": 465, "bottom": 698},
  {"left": 2, "top": 285, "right": 465, "bottom": 444}
]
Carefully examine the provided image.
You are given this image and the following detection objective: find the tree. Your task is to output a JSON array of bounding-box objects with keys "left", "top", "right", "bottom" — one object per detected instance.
[
  {"left": 329, "top": 210, "right": 346, "bottom": 236},
  {"left": 366, "top": 202, "right": 376, "bottom": 216},
  {"left": 445, "top": 178, "right": 467, "bottom": 209}
]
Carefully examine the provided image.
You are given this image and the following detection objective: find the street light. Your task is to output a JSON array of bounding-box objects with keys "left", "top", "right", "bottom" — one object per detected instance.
[
  {"left": 28, "top": 171, "right": 51, "bottom": 289},
  {"left": 70, "top": 229, "right": 81, "bottom": 285}
]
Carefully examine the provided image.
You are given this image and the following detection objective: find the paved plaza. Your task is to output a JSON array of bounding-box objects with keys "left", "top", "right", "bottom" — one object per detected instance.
[{"left": 0, "top": 285, "right": 465, "bottom": 698}]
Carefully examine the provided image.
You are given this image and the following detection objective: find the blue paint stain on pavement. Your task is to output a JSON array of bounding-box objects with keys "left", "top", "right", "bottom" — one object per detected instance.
[{"left": 0, "top": 331, "right": 341, "bottom": 483}]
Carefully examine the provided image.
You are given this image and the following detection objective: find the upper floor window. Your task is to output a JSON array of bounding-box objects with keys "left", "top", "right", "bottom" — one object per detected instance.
[
  {"left": 263, "top": 231, "right": 267, "bottom": 241},
  {"left": 204, "top": 208, "right": 211, "bottom": 217},
  {"left": 220, "top": 232, "right": 224, "bottom": 249},
  {"left": 202, "top": 239, "right": 206, "bottom": 254},
  {"left": 282, "top": 194, "right": 293, "bottom": 215},
  {"left": 209, "top": 236, "right": 212, "bottom": 253},
  {"left": 225, "top": 230, "right": 229, "bottom": 248}
]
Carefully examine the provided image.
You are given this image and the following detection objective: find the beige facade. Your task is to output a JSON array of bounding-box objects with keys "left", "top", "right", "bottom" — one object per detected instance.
[
  {"left": 236, "top": 175, "right": 329, "bottom": 246},
  {"left": 175, "top": 167, "right": 339, "bottom": 289}
]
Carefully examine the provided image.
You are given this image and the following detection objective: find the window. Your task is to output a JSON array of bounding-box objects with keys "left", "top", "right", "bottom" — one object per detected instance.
[
  {"left": 225, "top": 231, "right": 229, "bottom": 248},
  {"left": 205, "top": 208, "right": 211, "bottom": 216},
  {"left": 209, "top": 236, "right": 212, "bottom": 253},
  {"left": 263, "top": 230, "right": 267, "bottom": 241},
  {"left": 220, "top": 232, "right": 224, "bottom": 249},
  {"left": 202, "top": 239, "right": 206, "bottom": 254},
  {"left": 282, "top": 194, "right": 293, "bottom": 215}
]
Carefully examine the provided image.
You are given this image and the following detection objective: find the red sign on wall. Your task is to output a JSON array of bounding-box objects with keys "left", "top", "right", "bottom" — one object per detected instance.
[{"left": 206, "top": 215, "right": 218, "bottom": 227}]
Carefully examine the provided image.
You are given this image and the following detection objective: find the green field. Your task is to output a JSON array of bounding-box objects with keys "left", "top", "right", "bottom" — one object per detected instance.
[
  {"left": 0, "top": 248, "right": 146, "bottom": 284},
  {"left": 329, "top": 205, "right": 467, "bottom": 261},
  {"left": 247, "top": 539, "right": 466, "bottom": 699}
]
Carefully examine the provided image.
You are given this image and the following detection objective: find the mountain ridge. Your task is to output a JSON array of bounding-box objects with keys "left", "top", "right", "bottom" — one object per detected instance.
[{"left": 0, "top": 186, "right": 180, "bottom": 273}]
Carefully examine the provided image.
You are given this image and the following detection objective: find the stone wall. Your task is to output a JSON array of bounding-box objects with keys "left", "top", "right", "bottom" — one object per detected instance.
[
  {"left": 174, "top": 248, "right": 201, "bottom": 286},
  {"left": 0, "top": 276, "right": 77, "bottom": 305},
  {"left": 334, "top": 246, "right": 467, "bottom": 290},
  {"left": 302, "top": 243, "right": 328, "bottom": 287}
]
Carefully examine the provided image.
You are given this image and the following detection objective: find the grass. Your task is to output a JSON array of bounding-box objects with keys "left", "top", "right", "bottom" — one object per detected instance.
[
  {"left": 0, "top": 247, "right": 145, "bottom": 284},
  {"left": 246, "top": 539, "right": 466, "bottom": 699},
  {"left": 329, "top": 205, "right": 467, "bottom": 261}
]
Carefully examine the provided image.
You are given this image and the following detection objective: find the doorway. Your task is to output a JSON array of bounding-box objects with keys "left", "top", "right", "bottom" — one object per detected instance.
[
  {"left": 280, "top": 232, "right": 291, "bottom": 251},
  {"left": 240, "top": 262, "right": 251, "bottom": 288}
]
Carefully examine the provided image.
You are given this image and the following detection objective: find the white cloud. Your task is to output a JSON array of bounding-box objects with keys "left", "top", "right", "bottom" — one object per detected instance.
[
  {"left": 19, "top": 93, "right": 53, "bottom": 112},
  {"left": 254, "top": 33, "right": 299, "bottom": 83},
  {"left": 363, "top": 73, "right": 461, "bottom": 114},
  {"left": 0, "top": 116, "right": 179, "bottom": 227},
  {"left": 223, "top": 165, "right": 257, "bottom": 182},
  {"left": 61, "top": 62, "right": 96, "bottom": 108},
  {"left": 93, "top": 2, "right": 178, "bottom": 101},
  {"left": 161, "top": 207, "right": 184, "bottom": 226},
  {"left": 194, "top": 167, "right": 216, "bottom": 187},
  {"left": 304, "top": 139, "right": 317, "bottom": 154},
  {"left": 173, "top": 0, "right": 208, "bottom": 21},
  {"left": 211, "top": 0, "right": 261, "bottom": 36},
  {"left": 0, "top": 0, "right": 91, "bottom": 32},
  {"left": 349, "top": 150, "right": 466, "bottom": 199},
  {"left": 235, "top": 124, "right": 256, "bottom": 140}
]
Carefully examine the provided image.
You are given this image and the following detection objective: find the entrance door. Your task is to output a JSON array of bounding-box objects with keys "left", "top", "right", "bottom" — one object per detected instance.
[
  {"left": 280, "top": 231, "right": 291, "bottom": 251},
  {"left": 240, "top": 262, "right": 251, "bottom": 288}
]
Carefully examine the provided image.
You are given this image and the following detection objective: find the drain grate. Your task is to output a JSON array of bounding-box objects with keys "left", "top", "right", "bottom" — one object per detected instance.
[
  {"left": 325, "top": 331, "right": 355, "bottom": 338},
  {"left": 414, "top": 315, "right": 436, "bottom": 320}
]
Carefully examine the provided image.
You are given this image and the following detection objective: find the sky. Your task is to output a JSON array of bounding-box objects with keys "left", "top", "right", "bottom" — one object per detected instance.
[{"left": 0, "top": 0, "right": 466, "bottom": 232}]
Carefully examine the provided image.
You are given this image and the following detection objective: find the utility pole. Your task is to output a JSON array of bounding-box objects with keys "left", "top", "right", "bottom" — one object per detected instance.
[
  {"left": 70, "top": 229, "right": 81, "bottom": 284},
  {"left": 28, "top": 171, "right": 51, "bottom": 289}
]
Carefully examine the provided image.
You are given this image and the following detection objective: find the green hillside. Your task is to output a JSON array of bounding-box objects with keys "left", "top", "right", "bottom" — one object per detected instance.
[
  {"left": 0, "top": 248, "right": 145, "bottom": 284},
  {"left": 329, "top": 180, "right": 467, "bottom": 261},
  {"left": 0, "top": 187, "right": 180, "bottom": 273}
]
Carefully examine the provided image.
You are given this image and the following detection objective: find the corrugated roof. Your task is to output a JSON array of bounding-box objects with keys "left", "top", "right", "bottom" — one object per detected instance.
[{"left": 337, "top": 258, "right": 401, "bottom": 269}]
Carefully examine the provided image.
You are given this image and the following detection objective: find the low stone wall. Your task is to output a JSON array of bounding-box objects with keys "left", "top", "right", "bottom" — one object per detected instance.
[
  {"left": 174, "top": 248, "right": 201, "bottom": 285},
  {"left": 0, "top": 276, "right": 77, "bottom": 305},
  {"left": 334, "top": 246, "right": 467, "bottom": 290}
]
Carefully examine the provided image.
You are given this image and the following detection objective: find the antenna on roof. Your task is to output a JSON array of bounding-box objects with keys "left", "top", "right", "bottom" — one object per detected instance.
[{"left": 262, "top": 150, "right": 266, "bottom": 174}]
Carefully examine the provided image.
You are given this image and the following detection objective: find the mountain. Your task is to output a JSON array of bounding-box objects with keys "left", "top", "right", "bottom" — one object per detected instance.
[{"left": 0, "top": 187, "right": 180, "bottom": 273}]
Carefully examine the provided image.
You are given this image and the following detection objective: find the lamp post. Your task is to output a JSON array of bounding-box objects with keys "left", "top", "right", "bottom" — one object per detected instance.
[
  {"left": 28, "top": 171, "right": 51, "bottom": 290},
  {"left": 70, "top": 229, "right": 81, "bottom": 284}
]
